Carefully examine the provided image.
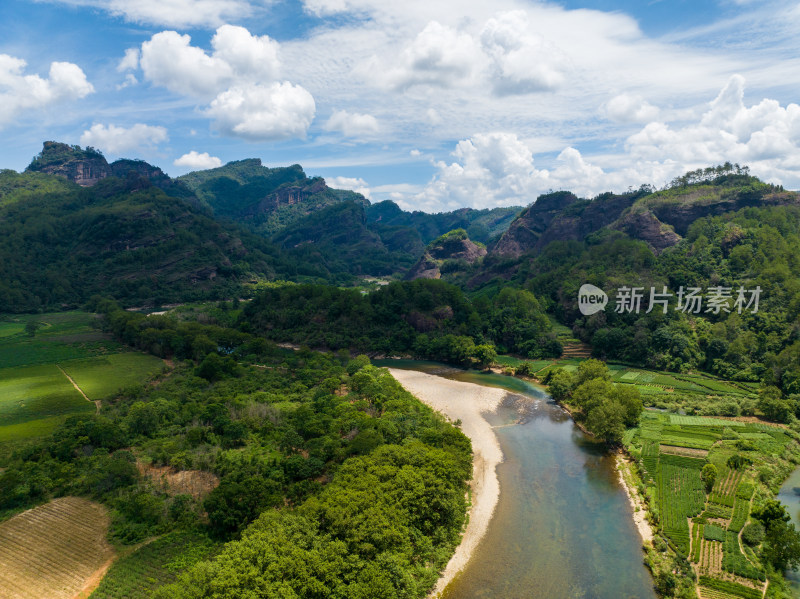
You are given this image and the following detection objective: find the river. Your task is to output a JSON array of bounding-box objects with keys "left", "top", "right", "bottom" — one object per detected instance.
[
  {"left": 778, "top": 466, "right": 800, "bottom": 596},
  {"left": 379, "top": 361, "right": 656, "bottom": 599}
]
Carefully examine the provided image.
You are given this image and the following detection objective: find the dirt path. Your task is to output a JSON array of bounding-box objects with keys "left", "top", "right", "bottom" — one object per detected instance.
[{"left": 57, "top": 365, "right": 100, "bottom": 414}]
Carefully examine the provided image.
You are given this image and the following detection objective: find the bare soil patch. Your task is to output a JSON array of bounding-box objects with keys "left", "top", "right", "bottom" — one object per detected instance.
[{"left": 137, "top": 462, "right": 220, "bottom": 499}]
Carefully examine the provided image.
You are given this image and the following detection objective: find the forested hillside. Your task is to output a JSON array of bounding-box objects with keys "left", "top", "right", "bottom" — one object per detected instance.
[
  {"left": 0, "top": 171, "right": 322, "bottom": 311},
  {"left": 242, "top": 279, "right": 561, "bottom": 363}
]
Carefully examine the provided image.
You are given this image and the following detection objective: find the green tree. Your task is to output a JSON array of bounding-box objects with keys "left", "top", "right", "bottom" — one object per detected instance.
[
  {"left": 753, "top": 501, "right": 800, "bottom": 571},
  {"left": 585, "top": 399, "right": 626, "bottom": 444},
  {"left": 758, "top": 386, "right": 793, "bottom": 423},
  {"left": 614, "top": 385, "right": 643, "bottom": 427},
  {"left": 574, "top": 359, "right": 611, "bottom": 387},
  {"left": 547, "top": 368, "right": 574, "bottom": 402},
  {"left": 742, "top": 522, "right": 765, "bottom": 546},
  {"left": 24, "top": 320, "right": 37, "bottom": 337},
  {"left": 701, "top": 463, "right": 717, "bottom": 493},
  {"left": 472, "top": 344, "right": 497, "bottom": 369}
]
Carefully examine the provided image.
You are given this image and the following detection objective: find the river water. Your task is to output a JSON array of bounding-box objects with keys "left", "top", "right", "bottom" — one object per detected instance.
[
  {"left": 379, "top": 361, "right": 656, "bottom": 599},
  {"left": 778, "top": 467, "right": 800, "bottom": 595}
]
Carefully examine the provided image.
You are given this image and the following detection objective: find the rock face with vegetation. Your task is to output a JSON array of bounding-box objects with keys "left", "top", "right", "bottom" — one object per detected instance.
[
  {"left": 491, "top": 165, "right": 800, "bottom": 257},
  {"left": 491, "top": 191, "right": 580, "bottom": 257},
  {"left": 406, "top": 229, "right": 487, "bottom": 280},
  {"left": 0, "top": 166, "right": 307, "bottom": 311},
  {"left": 27, "top": 141, "right": 111, "bottom": 186},
  {"left": 178, "top": 159, "right": 368, "bottom": 235}
]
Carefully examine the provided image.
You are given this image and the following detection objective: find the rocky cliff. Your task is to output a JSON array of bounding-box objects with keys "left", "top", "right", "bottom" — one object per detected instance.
[
  {"left": 27, "top": 141, "right": 111, "bottom": 186},
  {"left": 491, "top": 191, "right": 579, "bottom": 257},
  {"left": 26, "top": 142, "right": 175, "bottom": 190},
  {"left": 406, "top": 229, "right": 487, "bottom": 280},
  {"left": 490, "top": 180, "right": 800, "bottom": 257}
]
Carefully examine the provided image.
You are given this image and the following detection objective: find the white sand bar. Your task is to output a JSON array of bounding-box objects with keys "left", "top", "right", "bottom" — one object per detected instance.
[{"left": 387, "top": 368, "right": 506, "bottom": 597}]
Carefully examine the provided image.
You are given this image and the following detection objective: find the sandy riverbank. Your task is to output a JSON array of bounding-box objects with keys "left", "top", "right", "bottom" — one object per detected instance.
[
  {"left": 387, "top": 368, "right": 507, "bottom": 598},
  {"left": 616, "top": 454, "right": 654, "bottom": 544}
]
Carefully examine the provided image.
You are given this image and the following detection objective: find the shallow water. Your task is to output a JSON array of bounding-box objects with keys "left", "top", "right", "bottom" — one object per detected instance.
[
  {"left": 379, "top": 361, "right": 656, "bottom": 599},
  {"left": 777, "top": 466, "right": 800, "bottom": 596}
]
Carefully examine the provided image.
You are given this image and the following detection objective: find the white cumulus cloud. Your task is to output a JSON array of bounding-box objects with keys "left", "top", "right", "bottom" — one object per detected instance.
[
  {"left": 133, "top": 25, "right": 315, "bottom": 141},
  {"left": 415, "top": 132, "right": 550, "bottom": 210},
  {"left": 0, "top": 55, "right": 93, "bottom": 127},
  {"left": 117, "top": 48, "right": 140, "bottom": 72},
  {"left": 173, "top": 151, "right": 222, "bottom": 169},
  {"left": 480, "top": 11, "right": 569, "bottom": 95},
  {"left": 139, "top": 26, "right": 280, "bottom": 99},
  {"left": 413, "top": 134, "right": 639, "bottom": 211},
  {"left": 80, "top": 123, "right": 168, "bottom": 154},
  {"left": 205, "top": 82, "right": 316, "bottom": 141},
  {"left": 375, "top": 21, "right": 484, "bottom": 90},
  {"left": 626, "top": 75, "right": 800, "bottom": 186},
  {"left": 604, "top": 93, "right": 660, "bottom": 123},
  {"left": 326, "top": 175, "right": 371, "bottom": 198},
  {"left": 324, "top": 109, "right": 379, "bottom": 138}
]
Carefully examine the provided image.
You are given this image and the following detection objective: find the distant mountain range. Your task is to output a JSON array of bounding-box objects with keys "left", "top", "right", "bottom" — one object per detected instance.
[
  {"left": 4, "top": 143, "right": 799, "bottom": 318},
  {"left": 0, "top": 142, "right": 522, "bottom": 310}
]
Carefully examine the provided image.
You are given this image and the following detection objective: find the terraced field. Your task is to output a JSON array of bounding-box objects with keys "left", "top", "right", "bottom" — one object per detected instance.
[
  {"left": 626, "top": 410, "right": 786, "bottom": 597},
  {"left": 0, "top": 497, "right": 114, "bottom": 599}
]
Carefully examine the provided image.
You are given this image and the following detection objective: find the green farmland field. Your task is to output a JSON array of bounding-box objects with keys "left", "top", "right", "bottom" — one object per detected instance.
[
  {"left": 89, "top": 531, "right": 219, "bottom": 599},
  {"left": 0, "top": 312, "right": 164, "bottom": 449},
  {"left": 0, "top": 364, "right": 91, "bottom": 431},
  {"left": 60, "top": 354, "right": 164, "bottom": 400}
]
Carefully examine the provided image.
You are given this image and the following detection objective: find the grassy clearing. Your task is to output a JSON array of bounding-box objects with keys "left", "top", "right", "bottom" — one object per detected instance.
[
  {"left": 0, "top": 416, "right": 76, "bottom": 444},
  {"left": 0, "top": 311, "right": 123, "bottom": 368},
  {"left": 0, "top": 496, "right": 114, "bottom": 599},
  {"left": 0, "top": 321, "right": 24, "bottom": 338}
]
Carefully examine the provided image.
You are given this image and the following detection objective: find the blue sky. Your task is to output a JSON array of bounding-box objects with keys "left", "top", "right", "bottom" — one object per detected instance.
[{"left": 1, "top": 0, "right": 799, "bottom": 211}]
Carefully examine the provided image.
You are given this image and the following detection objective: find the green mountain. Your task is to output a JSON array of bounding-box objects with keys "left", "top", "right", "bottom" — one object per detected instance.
[
  {"left": 176, "top": 158, "right": 522, "bottom": 278},
  {"left": 366, "top": 200, "right": 520, "bottom": 246},
  {"left": 177, "top": 159, "right": 367, "bottom": 235},
  {"left": 0, "top": 167, "right": 330, "bottom": 312},
  {"left": 272, "top": 201, "right": 420, "bottom": 278},
  {"left": 468, "top": 165, "right": 800, "bottom": 395},
  {"left": 492, "top": 165, "right": 797, "bottom": 257}
]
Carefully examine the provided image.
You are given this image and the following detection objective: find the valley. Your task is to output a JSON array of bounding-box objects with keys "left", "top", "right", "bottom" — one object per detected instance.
[{"left": 1, "top": 146, "right": 800, "bottom": 599}]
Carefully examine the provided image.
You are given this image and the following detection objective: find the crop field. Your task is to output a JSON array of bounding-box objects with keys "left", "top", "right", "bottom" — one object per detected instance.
[
  {"left": 669, "top": 415, "right": 746, "bottom": 427},
  {"left": 60, "top": 354, "right": 163, "bottom": 400},
  {"left": 0, "top": 496, "right": 114, "bottom": 599},
  {"left": 0, "top": 312, "right": 164, "bottom": 448},
  {"left": 625, "top": 409, "right": 785, "bottom": 594},
  {"left": 494, "top": 355, "right": 552, "bottom": 372},
  {"left": 0, "top": 364, "right": 89, "bottom": 424},
  {"left": 89, "top": 531, "right": 219, "bottom": 599},
  {"left": 0, "top": 312, "right": 123, "bottom": 369},
  {"left": 538, "top": 354, "right": 754, "bottom": 405}
]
